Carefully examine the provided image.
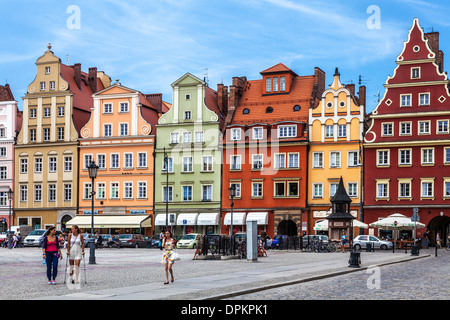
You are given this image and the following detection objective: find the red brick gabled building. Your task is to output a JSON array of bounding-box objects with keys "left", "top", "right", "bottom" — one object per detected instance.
[
  {"left": 364, "top": 18, "right": 450, "bottom": 243},
  {"left": 221, "top": 64, "right": 325, "bottom": 237}
]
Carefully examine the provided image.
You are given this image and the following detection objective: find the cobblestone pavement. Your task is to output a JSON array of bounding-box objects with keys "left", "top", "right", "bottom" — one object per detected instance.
[
  {"left": 226, "top": 249, "right": 450, "bottom": 300},
  {"left": 0, "top": 246, "right": 447, "bottom": 300}
]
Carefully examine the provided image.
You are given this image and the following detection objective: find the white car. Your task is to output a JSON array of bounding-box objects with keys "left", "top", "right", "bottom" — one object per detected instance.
[
  {"left": 353, "top": 235, "right": 393, "bottom": 250},
  {"left": 24, "top": 229, "right": 47, "bottom": 247}
]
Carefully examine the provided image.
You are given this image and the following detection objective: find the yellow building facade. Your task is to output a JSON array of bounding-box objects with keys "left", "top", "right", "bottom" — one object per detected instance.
[{"left": 307, "top": 69, "right": 366, "bottom": 239}]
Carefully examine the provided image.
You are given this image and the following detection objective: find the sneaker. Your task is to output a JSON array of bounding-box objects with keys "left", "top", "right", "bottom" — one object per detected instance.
[
  {"left": 51, "top": 280, "right": 56, "bottom": 285},
  {"left": 48, "top": 281, "right": 52, "bottom": 285}
]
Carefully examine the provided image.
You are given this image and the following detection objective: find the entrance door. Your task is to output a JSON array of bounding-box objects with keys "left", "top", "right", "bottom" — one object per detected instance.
[{"left": 277, "top": 220, "right": 297, "bottom": 236}]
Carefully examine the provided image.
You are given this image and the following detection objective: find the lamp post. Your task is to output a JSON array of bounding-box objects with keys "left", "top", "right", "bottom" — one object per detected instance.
[
  {"left": 7, "top": 188, "right": 13, "bottom": 249},
  {"left": 228, "top": 184, "right": 236, "bottom": 255},
  {"left": 88, "top": 161, "right": 99, "bottom": 264},
  {"left": 393, "top": 220, "right": 397, "bottom": 253},
  {"left": 163, "top": 147, "right": 169, "bottom": 232}
]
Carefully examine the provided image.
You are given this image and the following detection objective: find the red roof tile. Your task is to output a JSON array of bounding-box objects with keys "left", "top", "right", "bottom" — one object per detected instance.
[{"left": 0, "top": 84, "right": 14, "bottom": 101}]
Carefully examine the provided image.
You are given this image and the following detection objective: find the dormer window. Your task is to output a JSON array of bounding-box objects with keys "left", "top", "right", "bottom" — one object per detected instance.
[
  {"left": 280, "top": 77, "right": 285, "bottom": 91},
  {"left": 273, "top": 77, "right": 278, "bottom": 92},
  {"left": 266, "top": 78, "right": 271, "bottom": 92},
  {"left": 293, "top": 105, "right": 301, "bottom": 111}
]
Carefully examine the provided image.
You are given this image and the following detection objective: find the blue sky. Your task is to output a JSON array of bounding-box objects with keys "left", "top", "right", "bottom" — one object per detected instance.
[{"left": 1, "top": 0, "right": 450, "bottom": 113}]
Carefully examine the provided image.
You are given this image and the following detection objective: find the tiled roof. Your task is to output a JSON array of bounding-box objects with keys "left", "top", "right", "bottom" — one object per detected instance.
[
  {"left": 260, "top": 63, "right": 296, "bottom": 75},
  {"left": 0, "top": 84, "right": 14, "bottom": 102},
  {"left": 205, "top": 86, "right": 225, "bottom": 130}
]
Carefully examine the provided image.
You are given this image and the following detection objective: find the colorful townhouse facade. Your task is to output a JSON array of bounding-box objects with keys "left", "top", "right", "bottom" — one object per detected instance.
[
  {"left": 154, "top": 73, "right": 224, "bottom": 236},
  {"left": 221, "top": 64, "right": 325, "bottom": 238},
  {"left": 364, "top": 18, "right": 450, "bottom": 242},
  {"left": 0, "top": 84, "right": 21, "bottom": 231},
  {"left": 70, "top": 80, "right": 166, "bottom": 236},
  {"left": 14, "top": 44, "right": 110, "bottom": 230},
  {"left": 308, "top": 69, "right": 366, "bottom": 239}
]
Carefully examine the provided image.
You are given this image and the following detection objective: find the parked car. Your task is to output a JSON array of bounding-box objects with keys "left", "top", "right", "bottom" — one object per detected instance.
[
  {"left": 118, "top": 234, "right": 147, "bottom": 248},
  {"left": 83, "top": 234, "right": 98, "bottom": 248},
  {"left": 353, "top": 235, "right": 393, "bottom": 250},
  {"left": 176, "top": 233, "right": 202, "bottom": 249},
  {"left": 24, "top": 229, "right": 47, "bottom": 247},
  {"left": 271, "top": 235, "right": 288, "bottom": 248},
  {"left": 302, "top": 235, "right": 329, "bottom": 248},
  {"left": 149, "top": 235, "right": 161, "bottom": 248}
]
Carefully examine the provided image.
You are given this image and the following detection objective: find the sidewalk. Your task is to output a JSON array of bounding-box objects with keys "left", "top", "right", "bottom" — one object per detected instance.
[{"left": 42, "top": 250, "right": 431, "bottom": 300}]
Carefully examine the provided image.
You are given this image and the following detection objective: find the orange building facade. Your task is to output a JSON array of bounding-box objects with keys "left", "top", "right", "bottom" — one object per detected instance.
[{"left": 74, "top": 81, "right": 164, "bottom": 236}]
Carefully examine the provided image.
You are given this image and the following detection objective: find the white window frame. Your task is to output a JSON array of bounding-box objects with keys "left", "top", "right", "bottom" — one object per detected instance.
[
  {"left": 421, "top": 148, "right": 434, "bottom": 165},
  {"left": 377, "top": 150, "right": 390, "bottom": 167},
  {"left": 400, "top": 94, "right": 412, "bottom": 107},
  {"left": 313, "top": 183, "right": 323, "bottom": 199},
  {"left": 399, "top": 122, "right": 412, "bottom": 136},
  {"left": 419, "top": 93, "right": 430, "bottom": 106},
  {"left": 437, "top": 119, "right": 449, "bottom": 134},
  {"left": 381, "top": 122, "right": 394, "bottom": 137},
  {"left": 313, "top": 152, "right": 323, "bottom": 168},
  {"left": 329, "top": 151, "right": 341, "bottom": 168},
  {"left": 278, "top": 125, "right": 296, "bottom": 138}
]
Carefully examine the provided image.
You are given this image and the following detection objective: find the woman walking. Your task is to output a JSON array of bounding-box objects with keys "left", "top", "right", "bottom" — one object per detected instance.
[
  {"left": 42, "top": 227, "right": 63, "bottom": 284},
  {"left": 66, "top": 225, "right": 85, "bottom": 284},
  {"left": 161, "top": 230, "right": 176, "bottom": 284}
]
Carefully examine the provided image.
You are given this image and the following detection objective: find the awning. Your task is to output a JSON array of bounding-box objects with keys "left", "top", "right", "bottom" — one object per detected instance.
[
  {"left": 177, "top": 213, "right": 198, "bottom": 225},
  {"left": 223, "top": 212, "right": 246, "bottom": 225},
  {"left": 154, "top": 213, "right": 177, "bottom": 226},
  {"left": 65, "top": 215, "right": 152, "bottom": 229},
  {"left": 246, "top": 212, "right": 269, "bottom": 225},
  {"left": 197, "top": 213, "right": 220, "bottom": 226}
]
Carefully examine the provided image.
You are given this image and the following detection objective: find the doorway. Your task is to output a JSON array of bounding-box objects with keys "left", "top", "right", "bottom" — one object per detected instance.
[
  {"left": 277, "top": 220, "right": 297, "bottom": 236},
  {"left": 427, "top": 215, "right": 450, "bottom": 246}
]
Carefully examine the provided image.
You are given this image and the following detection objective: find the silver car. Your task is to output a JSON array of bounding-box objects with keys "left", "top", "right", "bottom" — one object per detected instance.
[{"left": 353, "top": 235, "right": 392, "bottom": 250}]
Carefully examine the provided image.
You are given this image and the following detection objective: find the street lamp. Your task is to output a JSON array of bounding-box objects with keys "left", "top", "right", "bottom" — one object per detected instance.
[
  {"left": 228, "top": 184, "right": 236, "bottom": 255},
  {"left": 88, "top": 161, "right": 99, "bottom": 264},
  {"left": 7, "top": 188, "right": 13, "bottom": 249}
]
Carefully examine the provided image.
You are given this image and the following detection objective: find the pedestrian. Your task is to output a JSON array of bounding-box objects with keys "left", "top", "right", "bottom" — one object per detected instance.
[
  {"left": 423, "top": 229, "right": 429, "bottom": 248},
  {"left": 260, "top": 230, "right": 267, "bottom": 250},
  {"left": 161, "top": 230, "right": 176, "bottom": 284},
  {"left": 436, "top": 232, "right": 441, "bottom": 249},
  {"left": 66, "top": 225, "right": 85, "bottom": 284},
  {"left": 341, "top": 232, "right": 348, "bottom": 252},
  {"left": 42, "top": 226, "right": 63, "bottom": 284},
  {"left": 159, "top": 230, "right": 164, "bottom": 250}
]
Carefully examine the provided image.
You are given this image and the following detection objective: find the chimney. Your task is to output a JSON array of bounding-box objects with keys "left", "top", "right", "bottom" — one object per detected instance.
[
  {"left": 217, "top": 83, "right": 229, "bottom": 115},
  {"left": 314, "top": 67, "right": 326, "bottom": 96},
  {"left": 88, "top": 67, "right": 98, "bottom": 93},
  {"left": 74, "top": 63, "right": 81, "bottom": 89},
  {"left": 145, "top": 93, "right": 163, "bottom": 114},
  {"left": 425, "top": 31, "right": 444, "bottom": 72},
  {"left": 358, "top": 85, "right": 366, "bottom": 109},
  {"left": 345, "top": 84, "right": 355, "bottom": 97},
  {"left": 223, "top": 76, "right": 246, "bottom": 132}
]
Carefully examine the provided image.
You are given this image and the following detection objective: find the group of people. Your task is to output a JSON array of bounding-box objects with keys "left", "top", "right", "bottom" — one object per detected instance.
[{"left": 2, "top": 233, "right": 23, "bottom": 248}]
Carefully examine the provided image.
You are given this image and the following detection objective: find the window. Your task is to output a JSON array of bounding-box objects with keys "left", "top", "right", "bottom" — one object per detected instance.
[
  {"left": 50, "top": 81, "right": 55, "bottom": 90},
  {"left": 120, "top": 123, "right": 128, "bottom": 136},
  {"left": 0, "top": 167, "right": 7, "bottom": 180},
  {"left": 162, "top": 157, "right": 173, "bottom": 172},
  {"left": 163, "top": 186, "right": 173, "bottom": 202},
  {"left": 230, "top": 155, "right": 241, "bottom": 170},
  {"left": 288, "top": 153, "right": 299, "bottom": 168},
  {"left": 274, "top": 182, "right": 285, "bottom": 197},
  {"left": 445, "top": 148, "right": 450, "bottom": 164},
  {"left": 348, "top": 183, "right": 358, "bottom": 198},
  {"left": 64, "top": 184, "right": 72, "bottom": 201},
  {"left": 171, "top": 132, "right": 180, "bottom": 144},
  {"left": 57, "top": 127, "right": 64, "bottom": 140},
  {"left": 274, "top": 153, "right": 286, "bottom": 169},
  {"left": 111, "top": 154, "right": 119, "bottom": 169},
  {"left": 419, "top": 121, "right": 430, "bottom": 135},
  {"left": 252, "top": 182, "right": 263, "bottom": 198},
  {"left": 437, "top": 120, "right": 449, "bottom": 134},
  {"left": 97, "top": 183, "right": 106, "bottom": 199},
  {"left": 400, "top": 122, "right": 411, "bottom": 135},
  {"left": 111, "top": 182, "right": 119, "bottom": 199},
  {"left": 421, "top": 180, "right": 434, "bottom": 198},
  {"left": 138, "top": 182, "right": 147, "bottom": 199},
  {"left": 243, "top": 108, "right": 250, "bottom": 115},
  {"left": 253, "top": 127, "right": 263, "bottom": 140},
  {"left": 34, "top": 184, "right": 42, "bottom": 201},
  {"left": 124, "top": 182, "right": 133, "bottom": 199},
  {"left": 338, "top": 125, "right": 347, "bottom": 138},
  {"left": 401, "top": 94, "right": 412, "bottom": 107},
  {"left": 377, "top": 150, "right": 389, "bottom": 166},
  {"left": 313, "top": 184, "right": 323, "bottom": 198},
  {"left": 124, "top": 153, "right": 133, "bottom": 168},
  {"left": 202, "top": 185, "right": 212, "bottom": 201},
  {"left": 399, "top": 149, "right": 411, "bottom": 166},
  {"left": 273, "top": 77, "right": 278, "bottom": 92},
  {"left": 183, "top": 186, "right": 193, "bottom": 201},
  {"left": 64, "top": 156, "right": 72, "bottom": 172},
  {"left": 40, "top": 82, "right": 46, "bottom": 91},
  {"left": 313, "top": 152, "right": 323, "bottom": 168},
  {"left": 104, "top": 124, "right": 112, "bottom": 137},
  {"left": 325, "top": 125, "right": 334, "bottom": 138},
  {"left": 84, "top": 183, "right": 92, "bottom": 199},
  {"left": 84, "top": 155, "right": 92, "bottom": 169},
  {"left": 252, "top": 154, "right": 263, "bottom": 170},
  {"left": 293, "top": 105, "right": 301, "bottom": 111},
  {"left": 288, "top": 181, "right": 299, "bottom": 196},
  {"left": 266, "top": 78, "right": 271, "bottom": 92},
  {"left": 20, "top": 185, "right": 27, "bottom": 202},
  {"left": 0, "top": 192, "right": 6, "bottom": 206},
  {"left": 120, "top": 102, "right": 128, "bottom": 113},
  {"left": 35, "top": 158, "right": 42, "bottom": 173},
  {"left": 29, "top": 109, "right": 36, "bottom": 119},
  {"left": 348, "top": 151, "right": 359, "bottom": 167},
  {"left": 43, "top": 128, "right": 50, "bottom": 141},
  {"left": 377, "top": 182, "right": 389, "bottom": 199},
  {"left": 419, "top": 93, "right": 430, "bottom": 106},
  {"left": 231, "top": 128, "right": 241, "bottom": 141},
  {"left": 49, "top": 157, "right": 57, "bottom": 172},
  {"left": 183, "top": 132, "right": 192, "bottom": 143},
  {"left": 45, "top": 67, "right": 51, "bottom": 74},
  {"left": 44, "top": 108, "right": 51, "bottom": 117},
  {"left": 230, "top": 183, "right": 241, "bottom": 198},
  {"left": 421, "top": 148, "right": 434, "bottom": 165},
  {"left": 48, "top": 184, "right": 56, "bottom": 202},
  {"left": 202, "top": 155, "right": 213, "bottom": 172},
  {"left": 444, "top": 181, "right": 450, "bottom": 197},
  {"left": 184, "top": 111, "right": 192, "bottom": 120},
  {"left": 266, "top": 107, "right": 273, "bottom": 113},
  {"left": 0, "top": 147, "right": 5, "bottom": 157},
  {"left": 411, "top": 67, "right": 420, "bottom": 79},
  {"left": 399, "top": 181, "right": 411, "bottom": 198},
  {"left": 20, "top": 158, "right": 28, "bottom": 174},
  {"left": 280, "top": 76, "right": 286, "bottom": 91},
  {"left": 182, "top": 157, "right": 193, "bottom": 172},
  {"left": 329, "top": 183, "right": 338, "bottom": 197},
  {"left": 382, "top": 123, "right": 393, "bottom": 136},
  {"left": 0, "top": 128, "right": 5, "bottom": 137},
  {"left": 97, "top": 154, "right": 106, "bottom": 169},
  {"left": 195, "top": 131, "right": 204, "bottom": 143},
  {"left": 104, "top": 103, "right": 112, "bottom": 114},
  {"left": 138, "top": 153, "right": 147, "bottom": 168},
  {"left": 278, "top": 125, "right": 296, "bottom": 138},
  {"left": 30, "top": 129, "right": 36, "bottom": 142},
  {"left": 330, "top": 152, "right": 341, "bottom": 168},
  {"left": 58, "top": 106, "right": 65, "bottom": 117}
]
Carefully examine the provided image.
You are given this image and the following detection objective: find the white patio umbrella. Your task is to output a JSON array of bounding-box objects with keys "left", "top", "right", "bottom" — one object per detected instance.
[
  {"left": 369, "top": 213, "right": 425, "bottom": 230},
  {"left": 314, "top": 219, "right": 368, "bottom": 231}
]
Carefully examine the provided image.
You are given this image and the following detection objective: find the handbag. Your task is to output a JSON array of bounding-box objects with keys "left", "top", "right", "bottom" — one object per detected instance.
[{"left": 172, "top": 250, "right": 181, "bottom": 261}]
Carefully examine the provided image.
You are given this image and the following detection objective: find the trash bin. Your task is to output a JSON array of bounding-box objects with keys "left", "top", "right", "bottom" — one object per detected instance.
[
  {"left": 411, "top": 244, "right": 420, "bottom": 256},
  {"left": 348, "top": 251, "right": 361, "bottom": 268},
  {"left": 366, "top": 242, "right": 372, "bottom": 252}
]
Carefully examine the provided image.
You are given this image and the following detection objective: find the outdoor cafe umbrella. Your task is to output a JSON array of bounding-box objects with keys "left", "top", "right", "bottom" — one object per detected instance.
[
  {"left": 314, "top": 219, "right": 369, "bottom": 231},
  {"left": 368, "top": 213, "right": 425, "bottom": 230}
]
